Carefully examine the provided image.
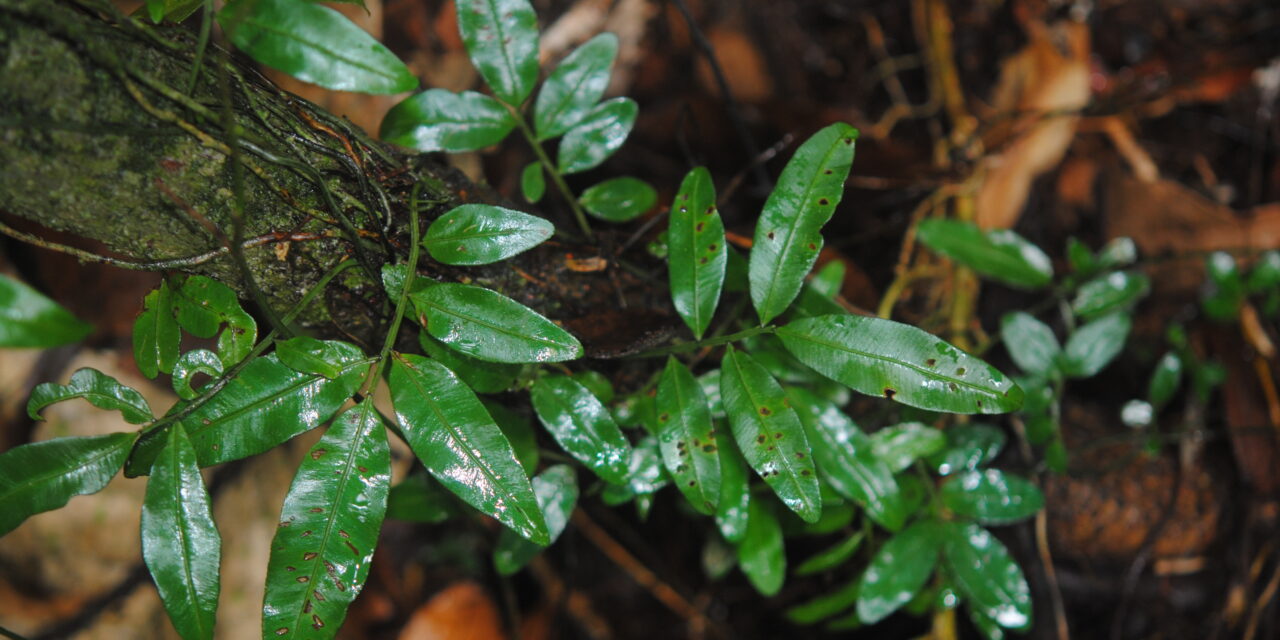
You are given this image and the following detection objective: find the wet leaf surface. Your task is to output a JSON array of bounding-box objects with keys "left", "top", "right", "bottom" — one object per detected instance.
[
  {"left": 557, "top": 97, "right": 637, "bottom": 174},
  {"left": 668, "top": 167, "right": 727, "bottom": 339},
  {"left": 917, "top": 219, "right": 1053, "bottom": 290},
  {"left": 28, "top": 367, "right": 153, "bottom": 424},
  {"left": 719, "top": 347, "right": 821, "bottom": 523},
  {"left": 381, "top": 90, "right": 516, "bottom": 152},
  {"left": 411, "top": 283, "right": 582, "bottom": 363},
  {"left": 1061, "top": 312, "right": 1131, "bottom": 378},
  {"left": 869, "top": 422, "right": 947, "bottom": 473},
  {"left": 941, "top": 521, "right": 1032, "bottom": 630},
  {"left": 856, "top": 518, "right": 941, "bottom": 624},
  {"left": 494, "top": 465, "right": 578, "bottom": 575},
  {"left": 1071, "top": 271, "right": 1150, "bottom": 319},
  {"left": 778, "top": 315, "right": 1023, "bottom": 414},
  {"left": 714, "top": 431, "right": 751, "bottom": 544},
  {"left": 456, "top": 0, "right": 539, "bottom": 105},
  {"left": 275, "top": 337, "right": 363, "bottom": 380},
  {"left": 0, "top": 432, "right": 134, "bottom": 536},
  {"left": 737, "top": 499, "right": 785, "bottom": 596},
  {"left": 0, "top": 274, "right": 91, "bottom": 348},
  {"left": 422, "top": 204, "right": 553, "bottom": 266},
  {"left": 940, "top": 469, "right": 1043, "bottom": 524},
  {"left": 1000, "top": 312, "right": 1061, "bottom": 378},
  {"left": 928, "top": 423, "right": 1007, "bottom": 475},
  {"left": 142, "top": 426, "right": 220, "bottom": 640},
  {"left": 133, "top": 283, "right": 179, "bottom": 379},
  {"left": 535, "top": 33, "right": 617, "bottom": 139},
  {"left": 262, "top": 399, "right": 390, "bottom": 639},
  {"left": 579, "top": 177, "right": 656, "bottom": 222},
  {"left": 391, "top": 355, "right": 547, "bottom": 544},
  {"left": 749, "top": 122, "right": 858, "bottom": 325},
  {"left": 530, "top": 375, "right": 631, "bottom": 484},
  {"left": 655, "top": 357, "right": 721, "bottom": 515}
]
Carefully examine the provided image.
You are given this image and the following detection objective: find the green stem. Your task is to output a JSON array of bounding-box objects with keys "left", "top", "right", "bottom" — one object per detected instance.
[
  {"left": 627, "top": 325, "right": 775, "bottom": 359},
  {"left": 508, "top": 105, "right": 593, "bottom": 238},
  {"left": 362, "top": 183, "right": 424, "bottom": 395}
]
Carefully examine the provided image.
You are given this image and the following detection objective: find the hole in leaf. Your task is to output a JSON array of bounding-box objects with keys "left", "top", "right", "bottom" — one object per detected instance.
[
  {"left": 708, "top": 243, "right": 718, "bottom": 251},
  {"left": 819, "top": 198, "right": 829, "bottom": 206},
  {"left": 767, "top": 232, "right": 775, "bottom": 240},
  {"left": 926, "top": 358, "right": 937, "bottom": 367},
  {"left": 883, "top": 388, "right": 897, "bottom": 399},
  {"left": 688, "top": 480, "right": 697, "bottom": 487}
]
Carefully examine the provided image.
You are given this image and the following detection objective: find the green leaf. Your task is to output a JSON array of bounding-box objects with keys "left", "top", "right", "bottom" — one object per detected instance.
[
  {"left": 810, "top": 260, "right": 845, "bottom": 298},
  {"left": 28, "top": 368, "right": 153, "bottom": 424},
  {"left": 940, "top": 469, "right": 1043, "bottom": 525},
  {"left": 572, "top": 370, "right": 614, "bottom": 404},
  {"left": 0, "top": 433, "right": 134, "bottom": 537},
  {"left": 494, "top": 465, "right": 579, "bottom": 575},
  {"left": 916, "top": 219, "right": 1053, "bottom": 290},
  {"left": 579, "top": 177, "right": 656, "bottom": 222},
  {"left": 941, "top": 522, "right": 1032, "bottom": 630},
  {"left": 534, "top": 32, "right": 618, "bottom": 140},
  {"left": 1147, "top": 351, "right": 1183, "bottom": 410},
  {"left": 276, "top": 337, "right": 364, "bottom": 380},
  {"left": 410, "top": 283, "right": 582, "bottom": 363},
  {"left": 423, "top": 204, "right": 553, "bottom": 266},
  {"left": 380, "top": 90, "right": 516, "bottom": 152},
  {"left": 1061, "top": 312, "right": 1131, "bottom": 378},
  {"left": 557, "top": 97, "right": 637, "bottom": 174},
  {"left": 127, "top": 354, "right": 365, "bottom": 476},
  {"left": 1071, "top": 271, "right": 1149, "bottom": 320},
  {"left": 736, "top": 499, "right": 786, "bottom": 596},
  {"left": 719, "top": 347, "right": 821, "bottom": 523},
  {"left": 0, "top": 274, "right": 91, "bottom": 348},
  {"left": 419, "top": 333, "right": 520, "bottom": 394},
  {"left": 777, "top": 315, "right": 1023, "bottom": 414},
  {"left": 668, "top": 166, "right": 727, "bottom": 339},
  {"left": 856, "top": 518, "right": 941, "bottom": 624},
  {"left": 698, "top": 370, "right": 726, "bottom": 419},
  {"left": 483, "top": 400, "right": 539, "bottom": 475},
  {"left": 795, "top": 531, "right": 864, "bottom": 576},
  {"left": 521, "top": 162, "right": 546, "bottom": 203},
  {"left": 263, "top": 399, "right": 390, "bottom": 639},
  {"left": 218, "top": 0, "right": 416, "bottom": 94},
  {"left": 715, "top": 431, "right": 751, "bottom": 543},
  {"left": 1066, "top": 237, "right": 1096, "bottom": 275},
  {"left": 869, "top": 422, "right": 946, "bottom": 473},
  {"left": 749, "top": 122, "right": 859, "bottom": 324},
  {"left": 133, "top": 283, "right": 180, "bottom": 378},
  {"left": 390, "top": 355, "right": 547, "bottom": 544},
  {"left": 142, "top": 426, "right": 220, "bottom": 640},
  {"left": 171, "top": 349, "right": 224, "bottom": 400},
  {"left": 1247, "top": 251, "right": 1280, "bottom": 293},
  {"left": 529, "top": 375, "right": 631, "bottom": 484},
  {"left": 603, "top": 435, "right": 668, "bottom": 503},
  {"left": 455, "top": 0, "right": 539, "bottom": 105},
  {"left": 928, "top": 423, "right": 1006, "bottom": 475},
  {"left": 655, "top": 357, "right": 721, "bottom": 515},
  {"left": 787, "top": 576, "right": 860, "bottom": 625},
  {"left": 1000, "top": 312, "right": 1061, "bottom": 378},
  {"left": 386, "top": 471, "right": 457, "bottom": 524},
  {"left": 788, "top": 387, "right": 905, "bottom": 531},
  {"left": 1203, "top": 251, "right": 1245, "bottom": 321},
  {"left": 170, "top": 276, "right": 256, "bottom": 367},
  {"left": 1096, "top": 237, "right": 1137, "bottom": 269}
]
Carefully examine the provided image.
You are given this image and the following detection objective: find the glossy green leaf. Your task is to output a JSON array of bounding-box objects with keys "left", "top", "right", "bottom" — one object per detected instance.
[
  {"left": 572, "top": 370, "right": 614, "bottom": 404},
  {"left": 28, "top": 368, "right": 153, "bottom": 424},
  {"left": 411, "top": 283, "right": 582, "bottom": 363},
  {"left": 719, "top": 347, "right": 821, "bottom": 522},
  {"left": 142, "top": 426, "right": 220, "bottom": 640},
  {"left": 940, "top": 469, "right": 1043, "bottom": 525},
  {"left": 557, "top": 97, "right": 637, "bottom": 174},
  {"left": 0, "top": 274, "right": 91, "bottom": 348},
  {"left": 916, "top": 219, "right": 1053, "bottom": 290},
  {"left": 482, "top": 400, "right": 539, "bottom": 474},
  {"left": 795, "top": 531, "right": 864, "bottom": 576},
  {"left": 1247, "top": 251, "right": 1280, "bottom": 293},
  {"left": 218, "top": 0, "right": 415, "bottom": 94},
  {"left": 1061, "top": 312, "right": 1131, "bottom": 378},
  {"left": 736, "top": 499, "right": 786, "bottom": 596},
  {"left": 787, "top": 576, "right": 860, "bottom": 624},
  {"left": 455, "top": 0, "right": 538, "bottom": 105},
  {"left": 127, "top": 354, "right": 365, "bottom": 476},
  {"left": 134, "top": 283, "right": 179, "bottom": 378},
  {"left": 810, "top": 261, "right": 845, "bottom": 298},
  {"left": 777, "top": 315, "right": 1023, "bottom": 414},
  {"left": 655, "top": 357, "right": 721, "bottom": 515},
  {"left": 789, "top": 498, "right": 855, "bottom": 536},
  {"left": 381, "top": 90, "right": 515, "bottom": 152},
  {"left": 535, "top": 32, "right": 618, "bottom": 139},
  {"left": 419, "top": 333, "right": 520, "bottom": 394},
  {"left": 1000, "top": 312, "right": 1060, "bottom": 378},
  {"left": 171, "top": 349, "right": 224, "bottom": 401},
  {"left": 970, "top": 608, "right": 1007, "bottom": 640},
  {"left": 791, "top": 281, "right": 848, "bottom": 319},
  {"left": 715, "top": 431, "right": 751, "bottom": 543},
  {"left": 423, "top": 204, "right": 552, "bottom": 266},
  {"left": 386, "top": 471, "right": 457, "bottom": 524},
  {"left": 494, "top": 465, "right": 578, "bottom": 575},
  {"left": 745, "top": 334, "right": 825, "bottom": 385},
  {"left": 698, "top": 370, "right": 726, "bottom": 420},
  {"left": 603, "top": 435, "right": 668, "bottom": 504},
  {"left": 870, "top": 422, "right": 946, "bottom": 473},
  {"left": 521, "top": 162, "right": 545, "bottom": 203},
  {"left": 1203, "top": 252, "right": 1245, "bottom": 321},
  {"left": 170, "top": 276, "right": 256, "bottom": 367},
  {"left": 579, "top": 177, "right": 656, "bottom": 222},
  {"left": 789, "top": 387, "right": 905, "bottom": 531},
  {"left": 668, "top": 166, "right": 727, "bottom": 339},
  {"left": 1066, "top": 237, "right": 1096, "bottom": 275},
  {"left": 856, "top": 518, "right": 941, "bottom": 624},
  {"left": 262, "top": 399, "right": 390, "bottom": 639},
  {"left": 1072, "top": 271, "right": 1149, "bottom": 320},
  {"left": 1097, "top": 237, "right": 1137, "bottom": 269},
  {"left": 391, "top": 355, "right": 547, "bottom": 544},
  {"left": 941, "top": 522, "right": 1032, "bottom": 630},
  {"left": 145, "top": 0, "right": 205, "bottom": 23},
  {"left": 0, "top": 433, "right": 133, "bottom": 536},
  {"left": 929, "top": 423, "right": 1006, "bottom": 475},
  {"left": 1147, "top": 351, "right": 1183, "bottom": 410},
  {"left": 276, "top": 337, "right": 363, "bottom": 380},
  {"left": 749, "top": 122, "right": 858, "bottom": 324},
  {"left": 529, "top": 375, "right": 631, "bottom": 484}
]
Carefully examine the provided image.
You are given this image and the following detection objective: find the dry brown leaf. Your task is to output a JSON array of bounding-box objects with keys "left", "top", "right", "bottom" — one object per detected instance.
[
  {"left": 695, "top": 23, "right": 772, "bottom": 103},
  {"left": 397, "top": 581, "right": 506, "bottom": 640},
  {"left": 975, "top": 20, "right": 1091, "bottom": 229}
]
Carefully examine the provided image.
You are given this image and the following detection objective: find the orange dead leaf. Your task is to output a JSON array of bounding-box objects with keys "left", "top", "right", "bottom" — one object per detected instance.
[{"left": 397, "top": 581, "right": 506, "bottom": 640}]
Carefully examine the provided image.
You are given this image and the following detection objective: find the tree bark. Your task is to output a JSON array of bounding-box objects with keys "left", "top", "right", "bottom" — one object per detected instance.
[{"left": 0, "top": 0, "right": 670, "bottom": 353}]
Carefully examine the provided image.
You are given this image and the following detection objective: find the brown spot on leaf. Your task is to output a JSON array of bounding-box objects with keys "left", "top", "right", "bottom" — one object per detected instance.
[
  {"left": 303, "top": 552, "right": 317, "bottom": 561},
  {"left": 345, "top": 541, "right": 359, "bottom": 555},
  {"left": 767, "top": 231, "right": 776, "bottom": 240},
  {"left": 696, "top": 222, "right": 705, "bottom": 232},
  {"left": 296, "top": 576, "right": 309, "bottom": 583},
  {"left": 308, "top": 507, "right": 324, "bottom": 513},
  {"left": 276, "top": 628, "right": 289, "bottom": 636},
  {"left": 774, "top": 432, "right": 783, "bottom": 439},
  {"left": 756, "top": 435, "right": 767, "bottom": 444},
  {"left": 926, "top": 358, "right": 937, "bottom": 367},
  {"left": 759, "top": 406, "right": 771, "bottom": 416},
  {"left": 819, "top": 198, "right": 829, "bottom": 206},
  {"left": 884, "top": 388, "right": 897, "bottom": 399},
  {"left": 310, "top": 448, "right": 327, "bottom": 460},
  {"left": 702, "top": 444, "right": 717, "bottom": 453},
  {"left": 312, "top": 614, "right": 324, "bottom": 629}
]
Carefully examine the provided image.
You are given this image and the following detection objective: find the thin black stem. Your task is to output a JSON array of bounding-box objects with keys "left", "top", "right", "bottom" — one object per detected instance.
[
  {"left": 508, "top": 104, "right": 593, "bottom": 238},
  {"left": 627, "top": 325, "right": 774, "bottom": 359}
]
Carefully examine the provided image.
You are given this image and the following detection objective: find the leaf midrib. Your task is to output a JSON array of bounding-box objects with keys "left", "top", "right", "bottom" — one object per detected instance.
[
  {"left": 417, "top": 290, "right": 572, "bottom": 351},
  {"left": 538, "top": 382, "right": 621, "bottom": 469},
  {"left": 723, "top": 352, "right": 816, "bottom": 516},
  {"left": 0, "top": 436, "right": 129, "bottom": 506},
  {"left": 166, "top": 436, "right": 209, "bottom": 640},
  {"left": 234, "top": 16, "right": 401, "bottom": 83},
  {"left": 663, "top": 366, "right": 716, "bottom": 507}
]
